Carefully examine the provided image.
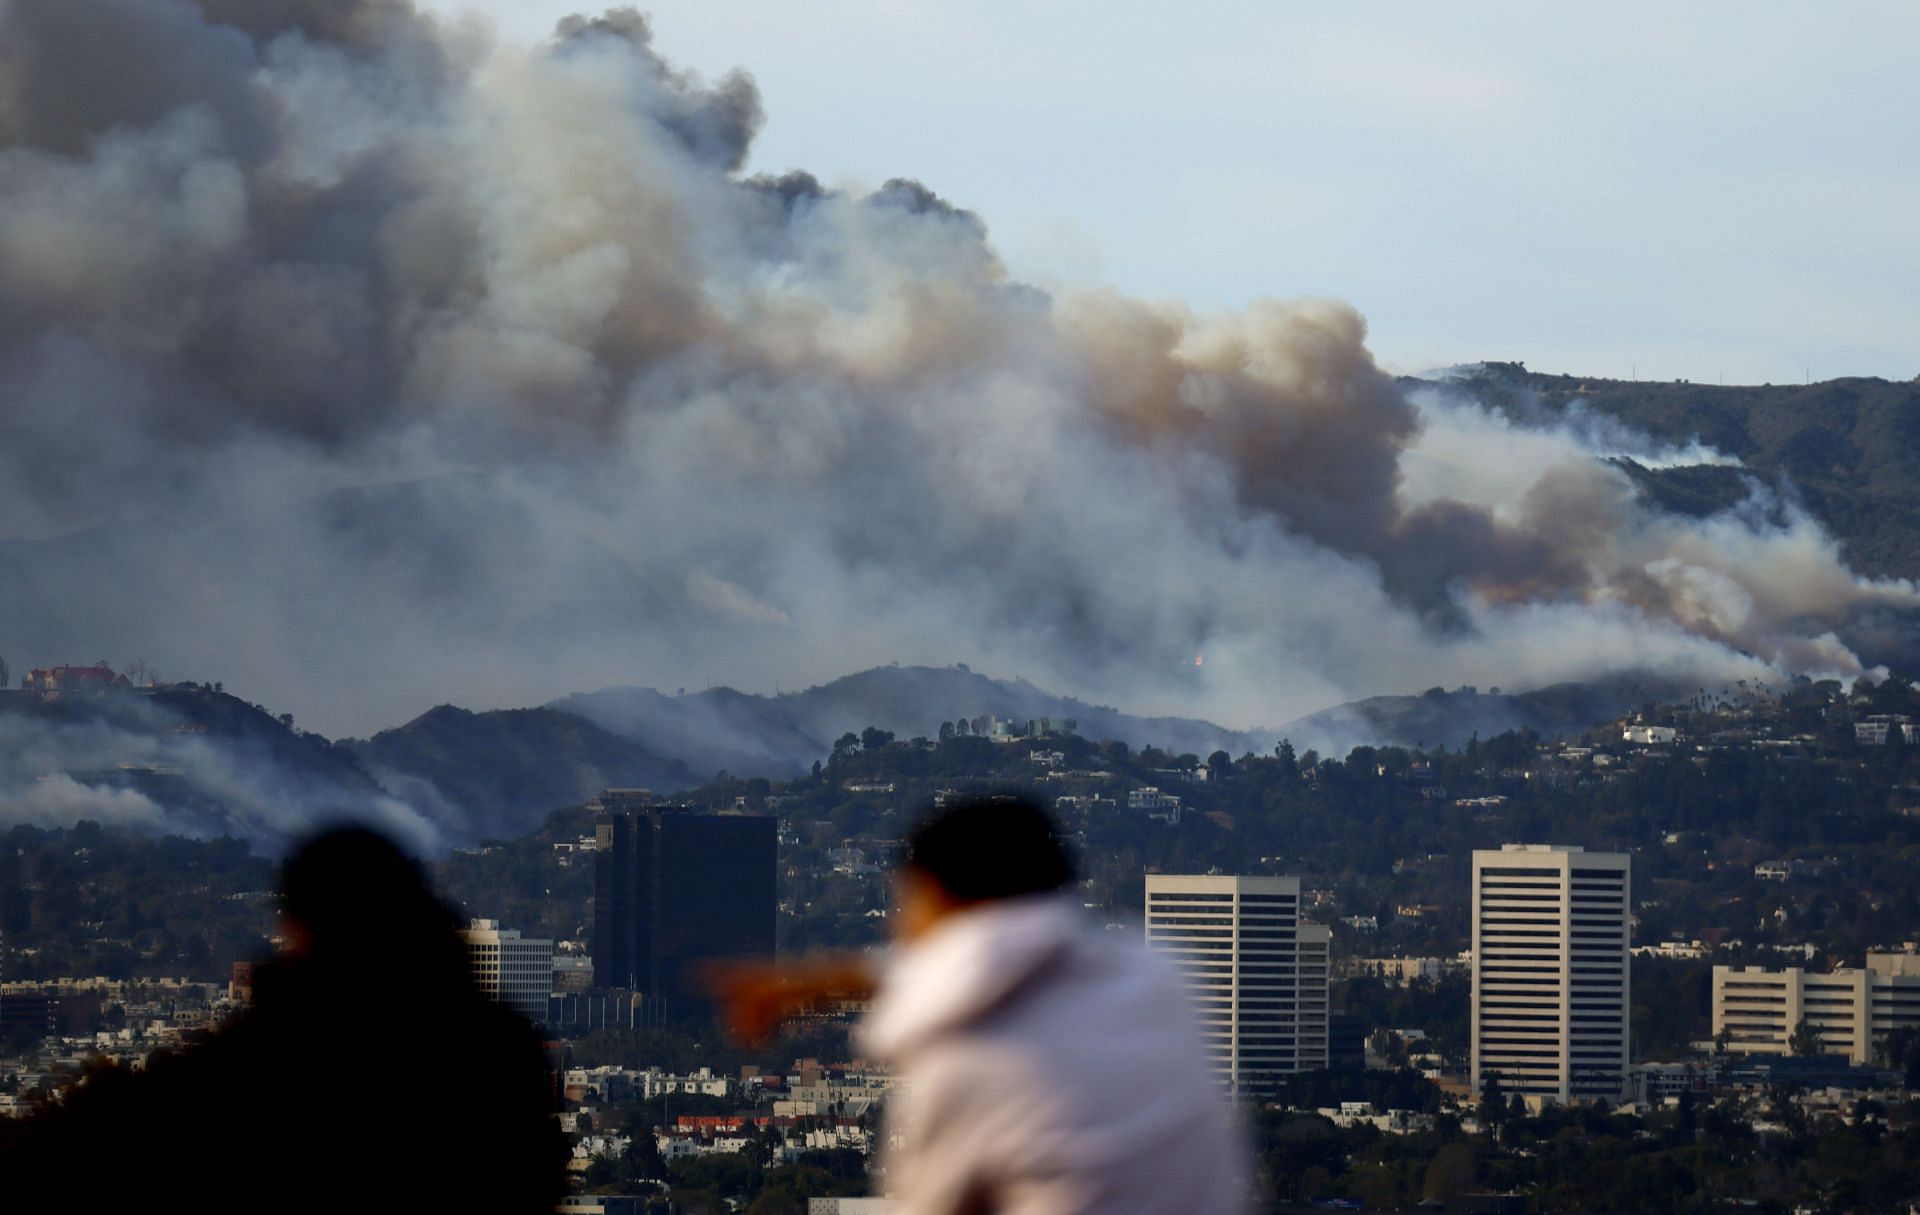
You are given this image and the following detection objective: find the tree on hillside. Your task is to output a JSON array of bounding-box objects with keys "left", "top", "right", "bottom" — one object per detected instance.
[
  {"left": 1480, "top": 1076, "right": 1509, "bottom": 1143},
  {"left": 622, "top": 1122, "right": 667, "bottom": 1182},
  {"left": 1790, "top": 1016, "right": 1824, "bottom": 1057},
  {"left": 1422, "top": 1141, "right": 1478, "bottom": 1204},
  {"left": 829, "top": 733, "right": 859, "bottom": 767}
]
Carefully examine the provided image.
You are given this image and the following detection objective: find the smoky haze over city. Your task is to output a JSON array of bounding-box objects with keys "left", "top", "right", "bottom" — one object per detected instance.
[
  {"left": 15, "top": 6, "right": 1920, "bottom": 1215},
  {"left": 1, "top": 0, "right": 1915, "bottom": 746}
]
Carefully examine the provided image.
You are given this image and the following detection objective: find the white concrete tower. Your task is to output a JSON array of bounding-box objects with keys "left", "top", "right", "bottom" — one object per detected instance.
[
  {"left": 1144, "top": 874, "right": 1330, "bottom": 1093},
  {"left": 1471, "top": 845, "right": 1630, "bottom": 1104}
]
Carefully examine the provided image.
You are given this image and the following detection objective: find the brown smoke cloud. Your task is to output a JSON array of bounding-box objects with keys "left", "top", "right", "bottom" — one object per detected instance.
[{"left": 0, "top": 0, "right": 1912, "bottom": 741}]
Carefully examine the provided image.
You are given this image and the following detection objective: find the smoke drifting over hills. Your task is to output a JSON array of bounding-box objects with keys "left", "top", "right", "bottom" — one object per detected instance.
[
  {"left": 0, "top": 690, "right": 437, "bottom": 848},
  {"left": 0, "top": 0, "right": 1913, "bottom": 739}
]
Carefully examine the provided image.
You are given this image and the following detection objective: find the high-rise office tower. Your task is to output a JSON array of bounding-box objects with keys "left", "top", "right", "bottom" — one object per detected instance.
[
  {"left": 1471, "top": 844, "right": 1630, "bottom": 1105},
  {"left": 1144, "top": 874, "right": 1330, "bottom": 1094},
  {"left": 591, "top": 805, "right": 777, "bottom": 1013},
  {"left": 460, "top": 918, "right": 554, "bottom": 1025}
]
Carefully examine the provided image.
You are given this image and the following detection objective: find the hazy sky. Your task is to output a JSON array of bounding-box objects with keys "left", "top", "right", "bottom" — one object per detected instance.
[{"left": 412, "top": 1, "right": 1920, "bottom": 387}]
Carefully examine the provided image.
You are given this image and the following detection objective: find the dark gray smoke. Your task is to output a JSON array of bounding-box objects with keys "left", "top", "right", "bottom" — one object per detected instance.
[{"left": 0, "top": 0, "right": 1913, "bottom": 744}]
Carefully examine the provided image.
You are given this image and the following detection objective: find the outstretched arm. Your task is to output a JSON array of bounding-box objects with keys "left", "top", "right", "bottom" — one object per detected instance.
[{"left": 703, "top": 954, "right": 880, "bottom": 1044}]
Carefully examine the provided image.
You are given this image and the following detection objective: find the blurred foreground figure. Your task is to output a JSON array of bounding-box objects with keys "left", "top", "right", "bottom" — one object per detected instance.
[
  {"left": 716, "top": 796, "right": 1248, "bottom": 1215},
  {"left": 0, "top": 827, "right": 565, "bottom": 1211}
]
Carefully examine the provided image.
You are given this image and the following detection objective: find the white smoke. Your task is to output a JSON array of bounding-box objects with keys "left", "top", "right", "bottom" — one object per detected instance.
[
  {"left": 0, "top": 703, "right": 443, "bottom": 847},
  {"left": 0, "top": 0, "right": 1911, "bottom": 757}
]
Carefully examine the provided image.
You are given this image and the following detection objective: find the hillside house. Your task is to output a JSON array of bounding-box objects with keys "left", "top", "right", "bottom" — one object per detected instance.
[{"left": 22, "top": 665, "right": 130, "bottom": 698}]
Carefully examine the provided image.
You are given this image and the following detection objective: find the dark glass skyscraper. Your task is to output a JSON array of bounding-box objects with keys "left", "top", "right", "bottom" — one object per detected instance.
[{"left": 591, "top": 806, "right": 777, "bottom": 1012}]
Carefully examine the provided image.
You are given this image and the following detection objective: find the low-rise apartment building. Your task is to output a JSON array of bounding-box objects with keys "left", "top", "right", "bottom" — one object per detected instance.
[{"left": 1713, "top": 950, "right": 1920, "bottom": 1065}]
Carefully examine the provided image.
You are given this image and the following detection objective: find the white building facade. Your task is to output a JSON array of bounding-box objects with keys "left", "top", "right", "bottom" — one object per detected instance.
[
  {"left": 1128, "top": 787, "right": 1182, "bottom": 823},
  {"left": 1471, "top": 845, "right": 1631, "bottom": 1104},
  {"left": 1144, "top": 874, "right": 1330, "bottom": 1094},
  {"left": 1713, "top": 951, "right": 1920, "bottom": 1064},
  {"left": 461, "top": 919, "right": 554, "bottom": 1025}
]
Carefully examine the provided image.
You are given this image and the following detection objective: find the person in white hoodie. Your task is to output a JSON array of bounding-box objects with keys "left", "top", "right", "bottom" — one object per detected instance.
[{"left": 713, "top": 796, "right": 1249, "bottom": 1215}]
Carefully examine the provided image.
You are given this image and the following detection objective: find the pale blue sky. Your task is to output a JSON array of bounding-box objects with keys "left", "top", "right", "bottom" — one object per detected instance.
[{"left": 425, "top": 1, "right": 1919, "bottom": 385}]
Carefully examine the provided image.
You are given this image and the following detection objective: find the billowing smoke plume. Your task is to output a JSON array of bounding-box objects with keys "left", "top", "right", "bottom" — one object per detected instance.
[
  {"left": 0, "top": 697, "right": 440, "bottom": 848},
  {"left": 0, "top": 0, "right": 1913, "bottom": 747}
]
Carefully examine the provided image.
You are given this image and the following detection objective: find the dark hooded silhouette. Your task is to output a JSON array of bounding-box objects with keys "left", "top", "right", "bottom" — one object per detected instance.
[{"left": 0, "top": 827, "right": 566, "bottom": 1210}]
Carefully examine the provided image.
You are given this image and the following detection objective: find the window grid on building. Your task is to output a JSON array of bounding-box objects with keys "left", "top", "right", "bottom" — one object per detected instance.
[
  {"left": 1145, "top": 874, "right": 1329, "bottom": 1096},
  {"left": 1471, "top": 846, "right": 1630, "bottom": 1105}
]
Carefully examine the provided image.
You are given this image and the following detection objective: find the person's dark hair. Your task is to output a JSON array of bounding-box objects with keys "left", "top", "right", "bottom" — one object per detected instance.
[
  {"left": 904, "top": 795, "right": 1074, "bottom": 902},
  {"left": 280, "top": 826, "right": 463, "bottom": 979}
]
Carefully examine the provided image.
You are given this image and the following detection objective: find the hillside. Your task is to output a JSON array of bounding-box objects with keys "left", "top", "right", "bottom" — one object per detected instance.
[
  {"left": 0, "top": 664, "right": 1704, "bottom": 851},
  {"left": 1440, "top": 364, "right": 1920, "bottom": 579},
  {"left": 0, "top": 683, "right": 695, "bottom": 851},
  {"left": 347, "top": 705, "right": 697, "bottom": 841},
  {"left": 553, "top": 665, "right": 1276, "bottom": 779},
  {"left": 1270, "top": 676, "right": 1697, "bottom": 758},
  {"left": 554, "top": 664, "right": 1667, "bottom": 779},
  {"left": 0, "top": 684, "right": 390, "bottom": 847}
]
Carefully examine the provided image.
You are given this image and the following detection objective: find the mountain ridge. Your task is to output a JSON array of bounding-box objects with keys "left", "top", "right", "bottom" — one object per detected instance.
[
  {"left": 0, "top": 662, "right": 1712, "bottom": 851},
  {"left": 344, "top": 704, "right": 698, "bottom": 843},
  {"left": 551, "top": 664, "right": 1273, "bottom": 780},
  {"left": 1434, "top": 364, "right": 1920, "bottom": 580}
]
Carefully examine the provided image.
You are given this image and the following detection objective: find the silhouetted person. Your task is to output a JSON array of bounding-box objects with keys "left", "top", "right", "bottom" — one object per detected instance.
[
  {"left": 0, "top": 827, "right": 565, "bottom": 1211},
  {"left": 714, "top": 796, "right": 1248, "bottom": 1215}
]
